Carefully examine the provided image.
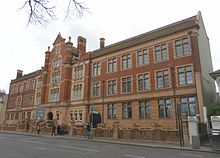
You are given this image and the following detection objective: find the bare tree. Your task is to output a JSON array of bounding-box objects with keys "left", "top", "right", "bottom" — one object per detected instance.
[{"left": 19, "top": 0, "right": 88, "bottom": 26}]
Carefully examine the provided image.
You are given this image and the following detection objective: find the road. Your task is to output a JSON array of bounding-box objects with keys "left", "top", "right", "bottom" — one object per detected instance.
[{"left": 0, "top": 133, "right": 219, "bottom": 158}]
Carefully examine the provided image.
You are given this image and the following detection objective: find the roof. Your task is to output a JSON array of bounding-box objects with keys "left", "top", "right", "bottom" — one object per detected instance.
[
  {"left": 91, "top": 14, "right": 199, "bottom": 58},
  {"left": 210, "top": 70, "right": 220, "bottom": 80},
  {"left": 53, "top": 32, "right": 65, "bottom": 45},
  {"left": 11, "top": 70, "right": 41, "bottom": 84}
]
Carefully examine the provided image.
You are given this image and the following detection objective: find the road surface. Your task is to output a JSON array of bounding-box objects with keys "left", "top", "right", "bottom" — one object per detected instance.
[{"left": 0, "top": 133, "right": 219, "bottom": 158}]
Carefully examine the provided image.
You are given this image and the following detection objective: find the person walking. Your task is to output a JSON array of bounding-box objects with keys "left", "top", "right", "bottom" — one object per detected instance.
[
  {"left": 57, "top": 124, "right": 60, "bottom": 135},
  {"left": 37, "top": 124, "right": 41, "bottom": 135},
  {"left": 60, "top": 123, "right": 64, "bottom": 136},
  {"left": 51, "top": 125, "right": 56, "bottom": 136},
  {"left": 86, "top": 123, "right": 91, "bottom": 139}
]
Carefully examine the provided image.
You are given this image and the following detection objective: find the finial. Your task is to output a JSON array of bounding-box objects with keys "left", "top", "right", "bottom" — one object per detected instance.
[
  {"left": 69, "top": 36, "right": 71, "bottom": 42},
  {"left": 48, "top": 46, "right": 50, "bottom": 51}
]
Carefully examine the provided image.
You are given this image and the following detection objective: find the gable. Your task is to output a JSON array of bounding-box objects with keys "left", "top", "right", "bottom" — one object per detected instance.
[{"left": 53, "top": 32, "right": 65, "bottom": 45}]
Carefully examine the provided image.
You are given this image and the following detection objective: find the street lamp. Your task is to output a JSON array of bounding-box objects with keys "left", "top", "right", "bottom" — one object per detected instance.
[{"left": 171, "top": 66, "right": 184, "bottom": 147}]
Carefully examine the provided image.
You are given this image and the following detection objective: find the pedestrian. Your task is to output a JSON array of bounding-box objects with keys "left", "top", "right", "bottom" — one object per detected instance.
[
  {"left": 37, "top": 124, "right": 41, "bottom": 135},
  {"left": 60, "top": 123, "right": 64, "bottom": 136},
  {"left": 87, "top": 123, "right": 91, "bottom": 139},
  {"left": 51, "top": 125, "right": 56, "bottom": 136},
  {"left": 57, "top": 124, "right": 60, "bottom": 135}
]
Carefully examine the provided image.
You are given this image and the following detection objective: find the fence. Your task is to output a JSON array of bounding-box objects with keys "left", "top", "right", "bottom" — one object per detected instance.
[
  {"left": 198, "top": 123, "right": 209, "bottom": 145},
  {"left": 2, "top": 122, "right": 180, "bottom": 143}
]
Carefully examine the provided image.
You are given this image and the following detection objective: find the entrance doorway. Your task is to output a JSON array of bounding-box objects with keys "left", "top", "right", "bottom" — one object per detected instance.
[
  {"left": 47, "top": 112, "right": 53, "bottom": 120},
  {"left": 90, "top": 112, "right": 101, "bottom": 128}
]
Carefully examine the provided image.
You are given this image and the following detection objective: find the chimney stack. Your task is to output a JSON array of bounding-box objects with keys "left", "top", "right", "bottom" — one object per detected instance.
[
  {"left": 16, "top": 70, "right": 23, "bottom": 79},
  {"left": 100, "top": 38, "right": 105, "bottom": 49},
  {"left": 77, "top": 36, "right": 87, "bottom": 57}
]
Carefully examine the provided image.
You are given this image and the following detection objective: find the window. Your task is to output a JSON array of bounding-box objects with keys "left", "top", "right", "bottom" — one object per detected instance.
[
  {"left": 93, "top": 62, "right": 100, "bottom": 76},
  {"left": 22, "top": 112, "right": 26, "bottom": 119},
  {"left": 9, "top": 98, "right": 17, "bottom": 107},
  {"left": 155, "top": 44, "right": 167, "bottom": 62},
  {"left": 15, "top": 112, "right": 19, "bottom": 120},
  {"left": 73, "top": 84, "right": 82, "bottom": 100},
  {"left": 177, "top": 65, "right": 193, "bottom": 86},
  {"left": 30, "top": 80, "right": 35, "bottom": 89},
  {"left": 37, "top": 78, "right": 42, "bottom": 88},
  {"left": 122, "top": 102, "right": 132, "bottom": 119},
  {"left": 108, "top": 103, "right": 116, "bottom": 119},
  {"left": 74, "top": 65, "right": 83, "bottom": 79},
  {"left": 70, "top": 113, "right": 74, "bottom": 120},
  {"left": 92, "top": 82, "right": 100, "bottom": 97},
  {"left": 32, "top": 113, "right": 35, "bottom": 120},
  {"left": 52, "top": 72, "right": 60, "bottom": 84},
  {"left": 79, "top": 110, "right": 83, "bottom": 120},
  {"left": 29, "top": 95, "right": 34, "bottom": 105},
  {"left": 108, "top": 79, "right": 117, "bottom": 95},
  {"left": 74, "top": 111, "right": 78, "bottom": 120},
  {"left": 122, "top": 76, "right": 132, "bottom": 93},
  {"left": 122, "top": 54, "right": 132, "bottom": 70},
  {"left": 138, "top": 73, "right": 150, "bottom": 91},
  {"left": 14, "top": 85, "right": 18, "bottom": 93},
  {"left": 36, "top": 93, "right": 41, "bottom": 105},
  {"left": 19, "top": 83, "right": 23, "bottom": 92},
  {"left": 108, "top": 58, "right": 117, "bottom": 73},
  {"left": 23, "top": 95, "right": 34, "bottom": 106},
  {"left": 175, "top": 38, "right": 189, "bottom": 57},
  {"left": 139, "top": 100, "right": 151, "bottom": 119},
  {"left": 55, "top": 47, "right": 60, "bottom": 54},
  {"left": 137, "top": 49, "right": 149, "bottom": 66},
  {"left": 17, "top": 97, "right": 22, "bottom": 106},
  {"left": 50, "top": 88, "right": 59, "bottom": 102},
  {"left": 53, "top": 59, "right": 62, "bottom": 68},
  {"left": 10, "top": 113, "right": 14, "bottom": 120},
  {"left": 158, "top": 98, "right": 171, "bottom": 118},
  {"left": 178, "top": 96, "right": 196, "bottom": 116},
  {"left": 25, "top": 81, "right": 29, "bottom": 91},
  {"left": 27, "top": 112, "right": 31, "bottom": 119},
  {"left": 156, "top": 69, "right": 170, "bottom": 89}
]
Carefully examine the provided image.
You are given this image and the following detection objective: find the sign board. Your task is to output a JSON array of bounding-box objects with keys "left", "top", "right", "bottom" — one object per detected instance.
[
  {"left": 36, "top": 105, "right": 45, "bottom": 121},
  {"left": 211, "top": 116, "right": 220, "bottom": 129},
  {"left": 90, "top": 107, "right": 99, "bottom": 114}
]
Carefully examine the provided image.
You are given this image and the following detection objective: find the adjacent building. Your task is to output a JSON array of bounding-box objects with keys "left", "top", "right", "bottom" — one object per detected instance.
[
  {"left": 0, "top": 90, "right": 8, "bottom": 128},
  {"left": 210, "top": 69, "right": 220, "bottom": 101},
  {"left": 4, "top": 11, "right": 216, "bottom": 141}
]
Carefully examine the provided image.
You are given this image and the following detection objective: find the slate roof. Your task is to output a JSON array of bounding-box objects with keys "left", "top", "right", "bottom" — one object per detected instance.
[
  {"left": 91, "top": 14, "right": 199, "bottom": 58},
  {"left": 11, "top": 70, "right": 41, "bottom": 84}
]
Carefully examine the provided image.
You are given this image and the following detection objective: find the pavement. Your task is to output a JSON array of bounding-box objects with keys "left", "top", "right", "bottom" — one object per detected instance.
[{"left": 0, "top": 130, "right": 219, "bottom": 154}]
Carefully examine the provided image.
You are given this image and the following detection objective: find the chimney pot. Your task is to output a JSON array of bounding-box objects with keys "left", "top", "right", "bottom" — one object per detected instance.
[
  {"left": 16, "top": 70, "right": 23, "bottom": 79},
  {"left": 77, "top": 36, "right": 87, "bottom": 57},
  {"left": 100, "top": 38, "right": 105, "bottom": 49}
]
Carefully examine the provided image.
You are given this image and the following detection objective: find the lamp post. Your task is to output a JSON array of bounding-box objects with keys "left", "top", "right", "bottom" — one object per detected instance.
[
  {"left": 177, "top": 103, "right": 184, "bottom": 147},
  {"left": 171, "top": 66, "right": 184, "bottom": 147}
]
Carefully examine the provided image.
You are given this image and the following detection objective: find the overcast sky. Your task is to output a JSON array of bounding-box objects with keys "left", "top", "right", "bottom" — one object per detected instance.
[{"left": 0, "top": 0, "right": 219, "bottom": 93}]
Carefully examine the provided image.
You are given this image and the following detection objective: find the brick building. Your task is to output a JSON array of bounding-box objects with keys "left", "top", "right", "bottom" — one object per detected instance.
[
  {"left": 0, "top": 90, "right": 8, "bottom": 128},
  {"left": 4, "top": 12, "right": 216, "bottom": 142}
]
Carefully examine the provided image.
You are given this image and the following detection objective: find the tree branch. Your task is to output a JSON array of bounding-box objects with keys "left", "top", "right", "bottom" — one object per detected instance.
[{"left": 18, "top": 0, "right": 88, "bottom": 26}]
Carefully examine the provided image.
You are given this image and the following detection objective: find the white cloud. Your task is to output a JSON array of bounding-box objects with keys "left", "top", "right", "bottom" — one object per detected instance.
[{"left": 0, "top": 0, "right": 220, "bottom": 93}]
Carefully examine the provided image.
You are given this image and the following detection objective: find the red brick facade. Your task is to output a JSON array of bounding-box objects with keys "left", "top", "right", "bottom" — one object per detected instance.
[{"left": 3, "top": 12, "right": 216, "bottom": 142}]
